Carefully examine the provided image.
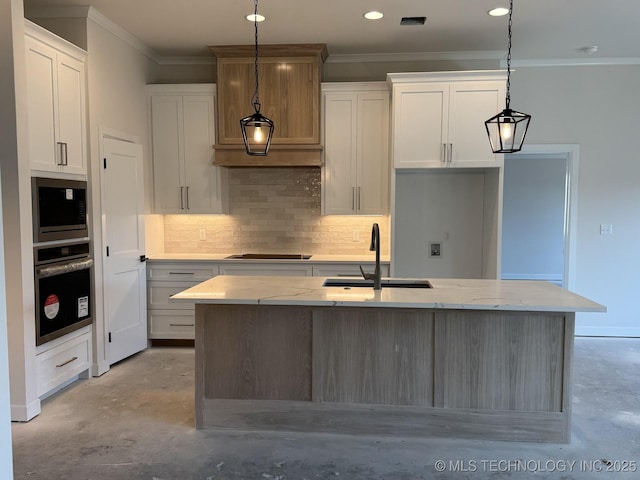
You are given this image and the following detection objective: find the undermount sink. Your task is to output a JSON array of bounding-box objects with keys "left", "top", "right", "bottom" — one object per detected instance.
[
  {"left": 322, "top": 278, "right": 433, "bottom": 289},
  {"left": 226, "top": 253, "right": 312, "bottom": 260}
]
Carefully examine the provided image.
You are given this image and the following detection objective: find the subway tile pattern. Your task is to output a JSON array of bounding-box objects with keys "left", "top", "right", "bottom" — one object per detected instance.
[{"left": 163, "top": 167, "right": 389, "bottom": 255}]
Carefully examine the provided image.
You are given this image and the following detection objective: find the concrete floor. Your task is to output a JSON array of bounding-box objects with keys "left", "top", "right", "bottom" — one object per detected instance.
[{"left": 11, "top": 337, "right": 640, "bottom": 480}]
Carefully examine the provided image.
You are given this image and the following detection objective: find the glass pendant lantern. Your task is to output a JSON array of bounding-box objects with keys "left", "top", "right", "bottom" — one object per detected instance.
[
  {"left": 485, "top": 0, "right": 531, "bottom": 153},
  {"left": 240, "top": 0, "right": 274, "bottom": 156}
]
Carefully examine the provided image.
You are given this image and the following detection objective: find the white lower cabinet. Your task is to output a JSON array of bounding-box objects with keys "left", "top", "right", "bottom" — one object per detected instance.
[
  {"left": 36, "top": 327, "right": 92, "bottom": 397},
  {"left": 147, "top": 262, "right": 219, "bottom": 340},
  {"left": 146, "top": 260, "right": 389, "bottom": 340},
  {"left": 218, "top": 264, "right": 313, "bottom": 276}
]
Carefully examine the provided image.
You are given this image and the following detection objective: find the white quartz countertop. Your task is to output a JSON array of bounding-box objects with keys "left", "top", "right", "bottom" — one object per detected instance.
[
  {"left": 147, "top": 254, "right": 389, "bottom": 263},
  {"left": 171, "top": 275, "right": 606, "bottom": 313}
]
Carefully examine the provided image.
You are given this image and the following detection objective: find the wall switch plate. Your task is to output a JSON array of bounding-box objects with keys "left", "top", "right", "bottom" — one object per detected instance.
[
  {"left": 199, "top": 228, "right": 206, "bottom": 241},
  {"left": 429, "top": 242, "right": 441, "bottom": 257},
  {"left": 600, "top": 224, "right": 613, "bottom": 236}
]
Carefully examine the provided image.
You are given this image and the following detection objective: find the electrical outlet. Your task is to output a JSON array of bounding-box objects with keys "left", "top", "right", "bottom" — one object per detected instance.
[
  {"left": 199, "top": 228, "right": 206, "bottom": 241},
  {"left": 429, "top": 242, "right": 441, "bottom": 257},
  {"left": 600, "top": 224, "right": 613, "bottom": 236}
]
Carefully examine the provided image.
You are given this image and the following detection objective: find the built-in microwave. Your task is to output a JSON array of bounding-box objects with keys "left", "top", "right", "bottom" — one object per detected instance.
[{"left": 32, "top": 177, "right": 88, "bottom": 243}]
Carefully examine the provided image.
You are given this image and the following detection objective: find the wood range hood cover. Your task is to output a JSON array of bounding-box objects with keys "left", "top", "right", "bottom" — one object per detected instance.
[{"left": 210, "top": 44, "right": 328, "bottom": 167}]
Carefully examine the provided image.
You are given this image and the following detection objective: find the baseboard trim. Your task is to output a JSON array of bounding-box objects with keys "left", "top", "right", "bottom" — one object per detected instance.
[{"left": 11, "top": 398, "right": 41, "bottom": 422}]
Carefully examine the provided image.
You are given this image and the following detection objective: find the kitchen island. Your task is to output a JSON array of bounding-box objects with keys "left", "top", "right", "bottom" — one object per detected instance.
[{"left": 172, "top": 276, "right": 605, "bottom": 442}]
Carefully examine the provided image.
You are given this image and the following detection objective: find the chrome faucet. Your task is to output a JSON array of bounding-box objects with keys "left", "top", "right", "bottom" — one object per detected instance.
[{"left": 359, "top": 223, "right": 382, "bottom": 290}]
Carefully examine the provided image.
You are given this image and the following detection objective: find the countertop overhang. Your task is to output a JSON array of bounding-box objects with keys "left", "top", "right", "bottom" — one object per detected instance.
[{"left": 171, "top": 275, "right": 606, "bottom": 313}]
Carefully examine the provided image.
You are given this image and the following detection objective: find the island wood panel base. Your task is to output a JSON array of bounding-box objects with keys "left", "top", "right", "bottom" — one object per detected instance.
[
  {"left": 195, "top": 304, "right": 575, "bottom": 442},
  {"left": 199, "top": 399, "right": 570, "bottom": 443},
  {"left": 312, "top": 308, "right": 434, "bottom": 406}
]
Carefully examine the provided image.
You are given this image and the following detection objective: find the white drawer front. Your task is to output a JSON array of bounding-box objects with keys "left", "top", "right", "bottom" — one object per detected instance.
[
  {"left": 147, "top": 263, "right": 218, "bottom": 281},
  {"left": 218, "top": 264, "right": 313, "bottom": 276},
  {"left": 148, "top": 282, "right": 199, "bottom": 309},
  {"left": 149, "top": 310, "right": 196, "bottom": 340},
  {"left": 36, "top": 332, "right": 91, "bottom": 397}
]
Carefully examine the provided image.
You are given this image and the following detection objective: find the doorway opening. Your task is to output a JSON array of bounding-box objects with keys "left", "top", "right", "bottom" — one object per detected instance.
[{"left": 501, "top": 145, "right": 579, "bottom": 290}]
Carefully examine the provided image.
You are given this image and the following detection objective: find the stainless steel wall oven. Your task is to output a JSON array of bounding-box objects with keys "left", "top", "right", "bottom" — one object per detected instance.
[{"left": 34, "top": 241, "right": 93, "bottom": 346}]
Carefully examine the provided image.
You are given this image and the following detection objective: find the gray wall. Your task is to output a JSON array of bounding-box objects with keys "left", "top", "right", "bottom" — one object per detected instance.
[{"left": 512, "top": 65, "right": 640, "bottom": 336}]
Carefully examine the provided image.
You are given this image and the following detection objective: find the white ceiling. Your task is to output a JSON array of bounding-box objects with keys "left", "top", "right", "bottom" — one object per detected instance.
[{"left": 23, "top": 0, "right": 640, "bottom": 62}]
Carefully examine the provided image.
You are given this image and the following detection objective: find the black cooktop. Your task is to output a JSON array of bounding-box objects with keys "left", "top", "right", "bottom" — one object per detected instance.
[{"left": 225, "top": 253, "right": 312, "bottom": 260}]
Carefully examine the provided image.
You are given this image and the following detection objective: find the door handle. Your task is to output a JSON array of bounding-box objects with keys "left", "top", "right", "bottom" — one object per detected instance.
[
  {"left": 352, "top": 186, "right": 356, "bottom": 211},
  {"left": 140, "top": 255, "right": 147, "bottom": 263},
  {"left": 57, "top": 142, "right": 67, "bottom": 166}
]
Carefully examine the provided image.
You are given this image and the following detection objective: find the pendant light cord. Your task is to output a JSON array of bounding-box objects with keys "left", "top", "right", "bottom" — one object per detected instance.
[
  {"left": 252, "top": 0, "right": 261, "bottom": 113},
  {"left": 505, "top": 0, "right": 513, "bottom": 110}
]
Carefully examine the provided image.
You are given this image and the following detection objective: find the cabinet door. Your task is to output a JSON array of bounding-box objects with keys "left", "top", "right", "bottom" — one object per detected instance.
[
  {"left": 323, "top": 93, "right": 358, "bottom": 215},
  {"left": 56, "top": 53, "right": 86, "bottom": 175},
  {"left": 151, "top": 95, "right": 185, "bottom": 213},
  {"left": 26, "top": 36, "right": 59, "bottom": 173},
  {"left": 393, "top": 83, "right": 449, "bottom": 168},
  {"left": 182, "top": 95, "right": 223, "bottom": 213},
  {"left": 356, "top": 92, "right": 389, "bottom": 214},
  {"left": 448, "top": 81, "right": 505, "bottom": 167}
]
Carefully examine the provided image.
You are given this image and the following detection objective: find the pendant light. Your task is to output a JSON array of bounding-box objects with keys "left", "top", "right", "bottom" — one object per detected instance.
[
  {"left": 485, "top": 0, "right": 531, "bottom": 153},
  {"left": 240, "top": 0, "right": 274, "bottom": 156}
]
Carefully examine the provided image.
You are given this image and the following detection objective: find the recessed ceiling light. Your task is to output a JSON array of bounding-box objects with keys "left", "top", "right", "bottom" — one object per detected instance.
[
  {"left": 488, "top": 7, "right": 510, "bottom": 17},
  {"left": 246, "top": 13, "right": 265, "bottom": 22},
  {"left": 364, "top": 11, "right": 384, "bottom": 20}
]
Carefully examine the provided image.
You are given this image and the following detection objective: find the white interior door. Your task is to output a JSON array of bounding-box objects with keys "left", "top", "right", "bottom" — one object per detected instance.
[{"left": 102, "top": 138, "right": 147, "bottom": 365}]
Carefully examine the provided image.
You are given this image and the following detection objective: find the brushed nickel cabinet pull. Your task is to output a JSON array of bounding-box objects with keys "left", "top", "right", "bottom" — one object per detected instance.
[
  {"left": 442, "top": 143, "right": 446, "bottom": 163},
  {"left": 169, "top": 272, "right": 194, "bottom": 275},
  {"left": 180, "top": 186, "right": 184, "bottom": 209},
  {"left": 448, "top": 143, "right": 453, "bottom": 163},
  {"left": 169, "top": 323, "right": 195, "bottom": 327},
  {"left": 352, "top": 186, "right": 356, "bottom": 211},
  {"left": 186, "top": 186, "right": 190, "bottom": 209},
  {"left": 357, "top": 186, "right": 361, "bottom": 211},
  {"left": 56, "top": 356, "right": 78, "bottom": 368}
]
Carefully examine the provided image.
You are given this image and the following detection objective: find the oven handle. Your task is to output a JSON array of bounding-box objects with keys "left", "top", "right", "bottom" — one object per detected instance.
[{"left": 36, "top": 258, "right": 93, "bottom": 279}]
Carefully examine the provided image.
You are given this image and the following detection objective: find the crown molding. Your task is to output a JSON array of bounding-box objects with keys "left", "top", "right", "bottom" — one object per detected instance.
[
  {"left": 325, "top": 50, "right": 505, "bottom": 64},
  {"left": 86, "top": 7, "right": 161, "bottom": 63},
  {"left": 156, "top": 56, "right": 215, "bottom": 66},
  {"left": 25, "top": 5, "right": 162, "bottom": 64},
  {"left": 508, "top": 57, "right": 640, "bottom": 67}
]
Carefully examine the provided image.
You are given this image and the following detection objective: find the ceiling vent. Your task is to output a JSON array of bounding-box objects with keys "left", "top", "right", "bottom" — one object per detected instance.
[{"left": 400, "top": 16, "right": 426, "bottom": 26}]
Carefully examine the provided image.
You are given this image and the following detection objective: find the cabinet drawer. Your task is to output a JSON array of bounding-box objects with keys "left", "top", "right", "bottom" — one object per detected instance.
[
  {"left": 147, "top": 263, "right": 218, "bottom": 281},
  {"left": 149, "top": 310, "right": 195, "bottom": 340},
  {"left": 148, "top": 282, "right": 199, "bottom": 309},
  {"left": 219, "top": 264, "right": 313, "bottom": 276},
  {"left": 36, "top": 331, "right": 91, "bottom": 397},
  {"left": 312, "top": 263, "right": 390, "bottom": 277}
]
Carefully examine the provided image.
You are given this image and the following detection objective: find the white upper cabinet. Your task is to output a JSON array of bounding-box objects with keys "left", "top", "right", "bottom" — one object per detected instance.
[
  {"left": 25, "top": 21, "right": 87, "bottom": 176},
  {"left": 388, "top": 72, "right": 506, "bottom": 169},
  {"left": 149, "top": 84, "right": 227, "bottom": 214},
  {"left": 322, "top": 83, "right": 390, "bottom": 215}
]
